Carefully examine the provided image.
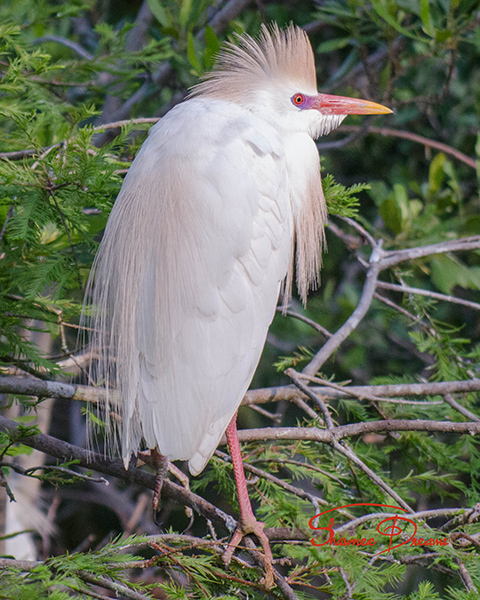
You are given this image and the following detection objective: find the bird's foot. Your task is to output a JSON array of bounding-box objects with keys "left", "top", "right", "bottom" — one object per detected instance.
[
  {"left": 222, "top": 513, "right": 274, "bottom": 588},
  {"left": 137, "top": 450, "right": 193, "bottom": 523},
  {"left": 137, "top": 449, "right": 169, "bottom": 515}
]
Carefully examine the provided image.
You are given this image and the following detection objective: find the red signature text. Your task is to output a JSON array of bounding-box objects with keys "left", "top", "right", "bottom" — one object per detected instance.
[{"left": 309, "top": 503, "right": 448, "bottom": 555}]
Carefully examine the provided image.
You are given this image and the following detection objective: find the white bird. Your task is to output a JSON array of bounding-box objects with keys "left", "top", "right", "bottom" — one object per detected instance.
[{"left": 87, "top": 23, "right": 391, "bottom": 584}]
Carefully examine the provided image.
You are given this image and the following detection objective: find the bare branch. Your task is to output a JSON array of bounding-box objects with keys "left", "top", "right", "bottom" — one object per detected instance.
[
  {"left": 337, "top": 125, "right": 477, "bottom": 169},
  {"left": 0, "top": 461, "right": 108, "bottom": 484},
  {"left": 285, "top": 368, "right": 333, "bottom": 428},
  {"left": 303, "top": 243, "right": 383, "bottom": 376},
  {"left": 0, "top": 143, "right": 62, "bottom": 161},
  {"left": 443, "top": 393, "right": 480, "bottom": 422},
  {"left": 235, "top": 420, "right": 480, "bottom": 444},
  {"left": 2, "top": 376, "right": 480, "bottom": 408},
  {"left": 199, "top": 0, "right": 253, "bottom": 36},
  {"left": 298, "top": 374, "right": 443, "bottom": 406},
  {"left": 377, "top": 280, "right": 480, "bottom": 311},
  {"left": 334, "top": 438, "right": 413, "bottom": 512},
  {"left": 76, "top": 571, "right": 151, "bottom": 600},
  {"left": 331, "top": 507, "right": 469, "bottom": 537},
  {"left": 0, "top": 205, "right": 13, "bottom": 243},
  {"left": 336, "top": 216, "right": 378, "bottom": 249},
  {"left": 0, "top": 414, "right": 237, "bottom": 534},
  {"left": 380, "top": 236, "right": 480, "bottom": 270},
  {"left": 278, "top": 308, "right": 332, "bottom": 337},
  {"left": 93, "top": 117, "right": 160, "bottom": 132},
  {"left": 32, "top": 35, "right": 94, "bottom": 60},
  {"left": 216, "top": 449, "right": 325, "bottom": 513}
]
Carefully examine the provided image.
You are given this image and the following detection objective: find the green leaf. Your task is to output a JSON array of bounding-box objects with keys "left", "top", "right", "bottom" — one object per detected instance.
[
  {"left": 370, "top": 0, "right": 421, "bottom": 40},
  {"left": 187, "top": 32, "right": 202, "bottom": 74},
  {"left": 204, "top": 26, "right": 220, "bottom": 69},
  {"left": 429, "top": 153, "right": 446, "bottom": 194},
  {"left": 420, "top": 0, "right": 435, "bottom": 37},
  {"left": 379, "top": 197, "right": 402, "bottom": 234},
  {"left": 146, "top": 0, "right": 170, "bottom": 27},
  {"left": 317, "top": 37, "right": 352, "bottom": 53},
  {"left": 475, "top": 132, "right": 480, "bottom": 191},
  {"left": 179, "top": 0, "right": 193, "bottom": 30},
  {"left": 431, "top": 254, "right": 480, "bottom": 294}
]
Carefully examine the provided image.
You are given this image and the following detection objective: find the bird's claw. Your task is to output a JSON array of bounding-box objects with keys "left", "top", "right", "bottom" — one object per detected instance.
[
  {"left": 222, "top": 515, "right": 275, "bottom": 588},
  {"left": 138, "top": 449, "right": 169, "bottom": 518}
]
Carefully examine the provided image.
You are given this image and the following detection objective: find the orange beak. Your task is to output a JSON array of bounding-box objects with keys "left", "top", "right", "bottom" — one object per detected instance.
[{"left": 311, "top": 93, "right": 393, "bottom": 115}]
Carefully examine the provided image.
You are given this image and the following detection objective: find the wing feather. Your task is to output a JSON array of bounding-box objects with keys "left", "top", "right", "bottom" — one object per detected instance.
[{"left": 89, "top": 98, "right": 294, "bottom": 471}]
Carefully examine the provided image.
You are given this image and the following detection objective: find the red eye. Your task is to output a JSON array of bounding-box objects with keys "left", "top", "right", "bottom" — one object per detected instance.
[{"left": 292, "top": 94, "right": 305, "bottom": 107}]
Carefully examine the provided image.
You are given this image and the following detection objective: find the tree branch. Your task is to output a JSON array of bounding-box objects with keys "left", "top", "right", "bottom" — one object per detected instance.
[
  {"left": 235, "top": 419, "right": 480, "bottom": 444},
  {"left": 303, "top": 242, "right": 383, "bottom": 376},
  {"left": 376, "top": 280, "right": 480, "bottom": 312},
  {"left": 0, "top": 415, "right": 236, "bottom": 534},
  {"left": 336, "top": 125, "right": 477, "bottom": 169},
  {"left": 379, "top": 236, "right": 480, "bottom": 270},
  {"left": 2, "top": 376, "right": 480, "bottom": 407}
]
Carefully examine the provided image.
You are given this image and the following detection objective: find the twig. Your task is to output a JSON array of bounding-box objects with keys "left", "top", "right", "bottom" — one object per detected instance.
[
  {"left": 327, "top": 220, "right": 363, "bottom": 250},
  {"left": 377, "top": 280, "right": 480, "bottom": 312},
  {"left": 317, "top": 119, "right": 372, "bottom": 152},
  {"left": 332, "top": 440, "right": 413, "bottom": 513},
  {"left": 0, "top": 205, "right": 14, "bottom": 243},
  {"left": 336, "top": 216, "right": 377, "bottom": 249},
  {"left": 76, "top": 571, "right": 150, "bottom": 600},
  {"left": 242, "top": 537, "right": 301, "bottom": 600},
  {"left": 456, "top": 560, "right": 478, "bottom": 593},
  {"left": 0, "top": 143, "right": 62, "bottom": 161},
  {"left": 291, "top": 395, "right": 319, "bottom": 419},
  {"left": 93, "top": 117, "right": 160, "bottom": 132},
  {"left": 0, "top": 414, "right": 237, "bottom": 534},
  {"left": 251, "top": 456, "right": 346, "bottom": 486},
  {"left": 285, "top": 368, "right": 334, "bottom": 428},
  {"left": 303, "top": 242, "right": 384, "bottom": 376},
  {"left": 278, "top": 308, "right": 332, "bottom": 337},
  {"left": 443, "top": 393, "right": 480, "bottom": 422},
  {"left": 248, "top": 404, "right": 283, "bottom": 422},
  {"left": 216, "top": 449, "right": 326, "bottom": 512},
  {"left": 374, "top": 291, "right": 427, "bottom": 325},
  {"left": 0, "top": 461, "right": 109, "bottom": 484},
  {"left": 298, "top": 374, "right": 443, "bottom": 406},
  {"left": 32, "top": 35, "right": 94, "bottom": 60},
  {"left": 380, "top": 236, "right": 480, "bottom": 270},
  {"left": 234, "top": 420, "right": 480, "bottom": 444},
  {"left": 0, "top": 558, "right": 41, "bottom": 570},
  {"left": 2, "top": 376, "right": 480, "bottom": 407},
  {"left": 330, "top": 507, "right": 467, "bottom": 537},
  {"left": 336, "top": 125, "right": 477, "bottom": 169}
]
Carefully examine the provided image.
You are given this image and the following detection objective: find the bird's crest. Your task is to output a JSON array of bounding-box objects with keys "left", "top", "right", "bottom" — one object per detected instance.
[{"left": 192, "top": 24, "right": 317, "bottom": 101}]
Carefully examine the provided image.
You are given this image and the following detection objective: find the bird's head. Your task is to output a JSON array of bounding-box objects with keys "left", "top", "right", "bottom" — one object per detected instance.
[{"left": 192, "top": 24, "right": 392, "bottom": 138}]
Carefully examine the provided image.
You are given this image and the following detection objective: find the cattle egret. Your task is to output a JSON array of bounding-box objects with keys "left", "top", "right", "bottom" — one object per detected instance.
[{"left": 87, "top": 23, "right": 391, "bottom": 584}]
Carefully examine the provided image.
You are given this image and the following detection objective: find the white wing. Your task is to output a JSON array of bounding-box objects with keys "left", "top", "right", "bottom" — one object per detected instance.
[{"left": 90, "top": 98, "right": 296, "bottom": 474}]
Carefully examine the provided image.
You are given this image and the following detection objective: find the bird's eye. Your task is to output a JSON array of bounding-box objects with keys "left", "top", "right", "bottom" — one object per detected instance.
[{"left": 292, "top": 94, "right": 305, "bottom": 107}]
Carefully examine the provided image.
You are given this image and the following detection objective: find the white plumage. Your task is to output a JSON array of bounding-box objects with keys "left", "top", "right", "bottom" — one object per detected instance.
[{"left": 87, "top": 24, "right": 391, "bottom": 476}]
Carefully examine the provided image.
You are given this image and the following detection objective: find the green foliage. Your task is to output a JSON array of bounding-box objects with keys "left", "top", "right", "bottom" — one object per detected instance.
[
  {"left": 1, "top": 535, "right": 154, "bottom": 600},
  {"left": 324, "top": 172, "right": 367, "bottom": 217}
]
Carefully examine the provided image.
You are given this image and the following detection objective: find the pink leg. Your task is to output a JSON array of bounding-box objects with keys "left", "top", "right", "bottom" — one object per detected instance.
[{"left": 222, "top": 413, "right": 274, "bottom": 588}]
